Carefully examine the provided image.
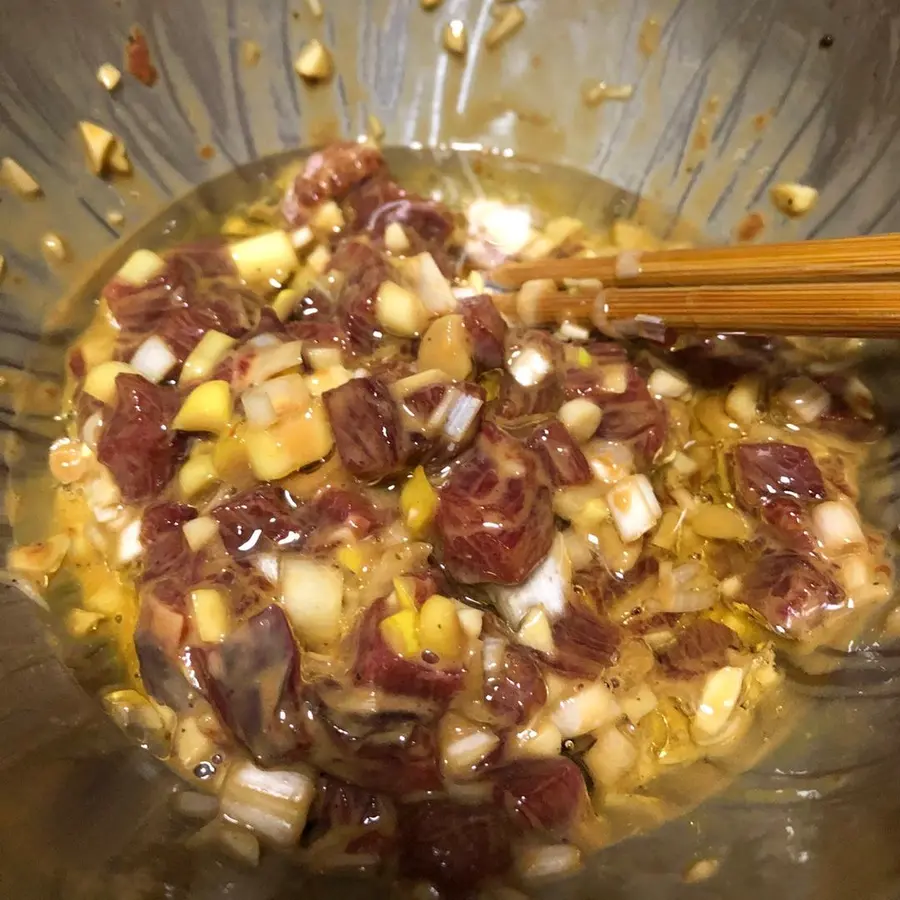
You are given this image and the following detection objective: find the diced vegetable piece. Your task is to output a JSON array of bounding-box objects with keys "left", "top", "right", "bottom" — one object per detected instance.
[
  {"left": 305, "top": 344, "right": 343, "bottom": 371},
  {"left": 294, "top": 39, "right": 334, "bottom": 82},
  {"left": 419, "top": 594, "right": 464, "bottom": 660},
  {"left": 180, "top": 331, "right": 237, "bottom": 384},
  {"left": 400, "top": 466, "right": 438, "bottom": 536},
  {"left": 418, "top": 314, "right": 473, "bottom": 380},
  {"left": 607, "top": 474, "right": 661, "bottom": 543},
  {"left": 173, "top": 381, "right": 232, "bottom": 433},
  {"left": 508, "top": 343, "right": 553, "bottom": 388},
  {"left": 811, "top": 500, "right": 865, "bottom": 553},
  {"left": 648, "top": 368, "right": 689, "bottom": 398},
  {"left": 457, "top": 607, "right": 484, "bottom": 639},
  {"left": 725, "top": 375, "right": 761, "bottom": 426},
  {"left": 311, "top": 200, "right": 345, "bottom": 233},
  {"left": 307, "top": 244, "right": 332, "bottom": 274},
  {"left": 220, "top": 761, "right": 316, "bottom": 846},
  {"left": 516, "top": 845, "right": 582, "bottom": 880},
  {"left": 584, "top": 725, "right": 636, "bottom": 787},
  {"left": 492, "top": 532, "right": 571, "bottom": 628},
  {"left": 229, "top": 231, "right": 297, "bottom": 288},
  {"left": 375, "top": 281, "right": 430, "bottom": 337},
  {"left": 516, "top": 606, "right": 555, "bottom": 655},
  {"left": 190, "top": 588, "right": 231, "bottom": 643},
  {"left": 279, "top": 556, "right": 344, "bottom": 648},
  {"left": 117, "top": 517, "right": 143, "bottom": 565},
  {"left": 770, "top": 182, "right": 818, "bottom": 218},
  {"left": 689, "top": 503, "right": 752, "bottom": 541},
  {"left": 49, "top": 437, "right": 91, "bottom": 484},
  {"left": 523, "top": 216, "right": 584, "bottom": 260},
  {"left": 96, "top": 63, "right": 122, "bottom": 91},
  {"left": 66, "top": 607, "right": 105, "bottom": 637},
  {"left": 84, "top": 584, "right": 127, "bottom": 616},
  {"left": 336, "top": 545, "right": 364, "bottom": 575},
  {"left": 270, "top": 288, "right": 300, "bottom": 321},
  {"left": 83, "top": 361, "right": 139, "bottom": 404},
  {"left": 246, "top": 340, "right": 306, "bottom": 386},
  {"left": 468, "top": 198, "right": 533, "bottom": 257},
  {"left": 178, "top": 452, "right": 219, "bottom": 500},
  {"left": 245, "top": 400, "right": 334, "bottom": 481},
  {"left": 620, "top": 684, "right": 658, "bottom": 723},
  {"left": 115, "top": 249, "right": 166, "bottom": 286},
  {"left": 511, "top": 719, "right": 563, "bottom": 758},
  {"left": 102, "top": 689, "right": 172, "bottom": 758},
  {"left": 778, "top": 376, "right": 831, "bottom": 424},
  {"left": 398, "top": 252, "right": 458, "bottom": 316},
  {"left": 242, "top": 385, "right": 277, "bottom": 429},
  {"left": 183, "top": 515, "right": 219, "bottom": 551},
  {"left": 306, "top": 365, "right": 351, "bottom": 397},
  {"left": 558, "top": 398, "right": 603, "bottom": 443},
  {"left": 551, "top": 682, "right": 619, "bottom": 738},
  {"left": 441, "top": 715, "right": 500, "bottom": 777},
  {"left": 380, "top": 608, "right": 421, "bottom": 657},
  {"left": 130, "top": 335, "right": 178, "bottom": 384},
  {"left": 78, "top": 121, "right": 117, "bottom": 175},
  {"left": 583, "top": 439, "right": 633, "bottom": 485},
  {"left": 1, "top": 157, "right": 42, "bottom": 197},
  {"left": 442, "top": 19, "right": 468, "bottom": 55},
  {"left": 652, "top": 507, "right": 684, "bottom": 550},
  {"left": 7, "top": 534, "right": 70, "bottom": 578},
  {"left": 692, "top": 666, "right": 743, "bottom": 739},
  {"left": 385, "top": 222, "right": 410, "bottom": 253}
]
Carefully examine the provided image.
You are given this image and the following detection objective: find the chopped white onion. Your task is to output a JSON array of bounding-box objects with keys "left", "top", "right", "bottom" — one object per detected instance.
[
  {"left": 246, "top": 340, "right": 305, "bottom": 386},
  {"left": 607, "top": 474, "right": 661, "bottom": 543},
  {"left": 130, "top": 335, "right": 177, "bottom": 384},
  {"left": 406, "top": 252, "right": 457, "bottom": 315},
  {"left": 584, "top": 439, "right": 633, "bottom": 485},
  {"left": 242, "top": 386, "right": 278, "bottom": 429},
  {"left": 116, "top": 249, "right": 166, "bottom": 286},
  {"left": 468, "top": 199, "right": 534, "bottom": 257},
  {"left": 508, "top": 345, "right": 552, "bottom": 387},
  {"left": 443, "top": 392, "right": 483, "bottom": 441},
  {"left": 376, "top": 280, "right": 431, "bottom": 337},
  {"left": 669, "top": 451, "right": 698, "bottom": 476},
  {"left": 426, "top": 386, "right": 460, "bottom": 432},
  {"left": 778, "top": 376, "right": 831, "bottom": 424},
  {"left": 492, "top": 533, "right": 571, "bottom": 628},
  {"left": 812, "top": 500, "right": 865, "bottom": 553},
  {"left": 585, "top": 725, "right": 637, "bottom": 787},
  {"left": 441, "top": 721, "right": 500, "bottom": 776},
  {"left": 252, "top": 552, "right": 281, "bottom": 584},
  {"left": 229, "top": 230, "right": 298, "bottom": 288},
  {"left": 555, "top": 320, "right": 591, "bottom": 342},
  {"left": 619, "top": 684, "right": 658, "bottom": 724},
  {"left": 280, "top": 556, "right": 344, "bottom": 648},
  {"left": 516, "top": 606, "right": 555, "bottom": 655},
  {"left": 558, "top": 398, "right": 603, "bottom": 444},
  {"left": 517, "top": 844, "right": 582, "bottom": 880},
  {"left": 220, "top": 761, "right": 316, "bottom": 846},
  {"left": 482, "top": 637, "right": 507, "bottom": 677},
  {"left": 116, "top": 517, "right": 143, "bottom": 566},
  {"left": 183, "top": 515, "right": 219, "bottom": 552},
  {"left": 648, "top": 367, "right": 689, "bottom": 399},
  {"left": 725, "top": 375, "right": 761, "bottom": 426},
  {"left": 551, "top": 682, "right": 620, "bottom": 738},
  {"left": 692, "top": 666, "right": 744, "bottom": 739},
  {"left": 660, "top": 561, "right": 719, "bottom": 612},
  {"left": 248, "top": 333, "right": 282, "bottom": 349},
  {"left": 457, "top": 607, "right": 484, "bottom": 639},
  {"left": 511, "top": 718, "right": 563, "bottom": 758}
]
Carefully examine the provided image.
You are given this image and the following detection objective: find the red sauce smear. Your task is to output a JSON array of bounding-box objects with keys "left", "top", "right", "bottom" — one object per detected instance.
[{"left": 126, "top": 26, "right": 158, "bottom": 87}]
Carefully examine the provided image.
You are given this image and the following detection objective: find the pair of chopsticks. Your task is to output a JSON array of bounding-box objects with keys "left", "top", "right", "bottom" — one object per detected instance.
[{"left": 488, "top": 234, "right": 900, "bottom": 337}]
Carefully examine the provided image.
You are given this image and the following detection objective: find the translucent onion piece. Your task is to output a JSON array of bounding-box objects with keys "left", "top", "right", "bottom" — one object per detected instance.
[
  {"left": 443, "top": 391, "right": 483, "bottom": 441},
  {"left": 551, "top": 682, "right": 620, "bottom": 738},
  {"left": 607, "top": 474, "right": 661, "bottom": 543},
  {"left": 812, "top": 500, "right": 865, "bottom": 553},
  {"left": 280, "top": 556, "right": 344, "bottom": 648}
]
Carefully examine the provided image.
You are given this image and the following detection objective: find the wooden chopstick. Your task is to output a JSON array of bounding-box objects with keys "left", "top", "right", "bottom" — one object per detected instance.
[
  {"left": 491, "top": 282, "right": 900, "bottom": 337},
  {"left": 489, "top": 233, "right": 900, "bottom": 290}
]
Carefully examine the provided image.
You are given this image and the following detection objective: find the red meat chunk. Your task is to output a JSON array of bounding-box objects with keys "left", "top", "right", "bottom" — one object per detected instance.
[
  {"left": 483, "top": 641, "right": 547, "bottom": 727},
  {"left": 549, "top": 601, "right": 622, "bottom": 676},
  {"left": 282, "top": 142, "right": 386, "bottom": 227},
  {"left": 495, "top": 329, "right": 565, "bottom": 419},
  {"left": 323, "top": 376, "right": 406, "bottom": 481},
  {"left": 398, "top": 799, "right": 512, "bottom": 890},
  {"left": 742, "top": 550, "right": 845, "bottom": 639},
  {"left": 195, "top": 605, "right": 307, "bottom": 762},
  {"left": 459, "top": 294, "right": 508, "bottom": 371},
  {"left": 353, "top": 600, "right": 465, "bottom": 703},
  {"left": 436, "top": 423, "right": 555, "bottom": 585},
  {"left": 494, "top": 757, "right": 586, "bottom": 834},
  {"left": 526, "top": 419, "right": 592, "bottom": 486},
  {"left": 733, "top": 443, "right": 826, "bottom": 507},
  {"left": 658, "top": 619, "right": 739, "bottom": 678},
  {"left": 96, "top": 375, "right": 185, "bottom": 504},
  {"left": 211, "top": 485, "right": 309, "bottom": 556}
]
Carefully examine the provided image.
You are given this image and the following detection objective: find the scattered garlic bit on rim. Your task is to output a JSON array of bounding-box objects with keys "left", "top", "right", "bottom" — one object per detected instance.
[
  {"left": 305, "top": 0, "right": 324, "bottom": 17},
  {"left": 443, "top": 20, "right": 468, "bottom": 56},
  {"left": 365, "top": 113, "right": 386, "bottom": 144},
  {"left": 0, "top": 254, "right": 6, "bottom": 286},
  {"left": 684, "top": 857, "right": 721, "bottom": 884},
  {"left": 96, "top": 63, "right": 122, "bottom": 92},
  {"left": 41, "top": 232, "right": 68, "bottom": 264},
  {"left": 0, "top": 157, "right": 42, "bottom": 197},
  {"left": 78, "top": 121, "right": 131, "bottom": 177},
  {"left": 583, "top": 81, "right": 635, "bottom": 106},
  {"left": 241, "top": 40, "right": 262, "bottom": 67},
  {"left": 106, "top": 210, "right": 125, "bottom": 227},
  {"left": 485, "top": 4, "right": 525, "bottom": 48},
  {"left": 420, "top": 0, "right": 443, "bottom": 8},
  {"left": 295, "top": 39, "right": 334, "bottom": 83},
  {"left": 770, "top": 182, "right": 818, "bottom": 218}
]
